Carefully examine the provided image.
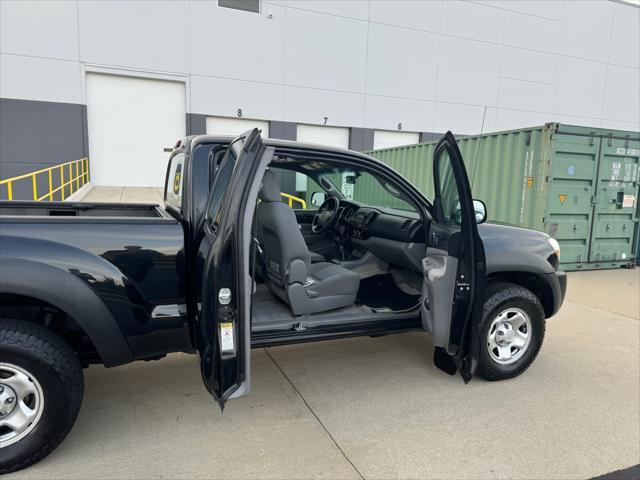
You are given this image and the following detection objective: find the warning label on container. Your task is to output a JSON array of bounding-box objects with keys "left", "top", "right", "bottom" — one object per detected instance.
[
  {"left": 622, "top": 195, "right": 636, "bottom": 208},
  {"left": 219, "top": 322, "right": 234, "bottom": 352},
  {"left": 559, "top": 194, "right": 567, "bottom": 204},
  {"left": 527, "top": 176, "right": 534, "bottom": 188}
]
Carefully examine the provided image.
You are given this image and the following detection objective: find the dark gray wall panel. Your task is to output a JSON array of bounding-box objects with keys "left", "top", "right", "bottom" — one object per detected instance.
[
  {"left": 187, "top": 113, "right": 207, "bottom": 135},
  {"left": 0, "top": 98, "right": 87, "bottom": 200},
  {"left": 269, "top": 121, "right": 296, "bottom": 140},
  {"left": 349, "top": 128, "right": 374, "bottom": 151}
]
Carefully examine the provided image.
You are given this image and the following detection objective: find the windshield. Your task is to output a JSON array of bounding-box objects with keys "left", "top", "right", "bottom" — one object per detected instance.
[{"left": 314, "top": 168, "right": 415, "bottom": 212}]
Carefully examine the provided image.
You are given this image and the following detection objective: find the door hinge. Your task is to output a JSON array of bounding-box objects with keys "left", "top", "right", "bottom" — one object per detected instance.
[{"left": 219, "top": 305, "right": 236, "bottom": 322}]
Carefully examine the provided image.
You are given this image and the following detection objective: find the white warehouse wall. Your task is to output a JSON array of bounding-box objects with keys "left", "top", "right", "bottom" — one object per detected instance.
[{"left": 1, "top": 0, "right": 639, "bottom": 135}]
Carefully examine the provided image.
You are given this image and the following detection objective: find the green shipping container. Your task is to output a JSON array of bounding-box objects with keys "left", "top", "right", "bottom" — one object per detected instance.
[{"left": 367, "top": 123, "right": 640, "bottom": 271}]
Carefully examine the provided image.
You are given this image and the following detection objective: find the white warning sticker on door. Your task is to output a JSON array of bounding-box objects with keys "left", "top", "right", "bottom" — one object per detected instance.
[
  {"left": 622, "top": 195, "right": 635, "bottom": 208},
  {"left": 220, "top": 322, "right": 235, "bottom": 352}
]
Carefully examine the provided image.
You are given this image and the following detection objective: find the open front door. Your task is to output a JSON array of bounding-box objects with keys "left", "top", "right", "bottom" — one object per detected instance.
[
  {"left": 195, "top": 128, "right": 274, "bottom": 410},
  {"left": 421, "top": 132, "right": 486, "bottom": 382}
]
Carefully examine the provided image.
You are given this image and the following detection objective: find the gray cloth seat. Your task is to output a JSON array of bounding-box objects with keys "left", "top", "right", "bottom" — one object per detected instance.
[
  {"left": 308, "top": 251, "right": 326, "bottom": 263},
  {"left": 256, "top": 170, "right": 360, "bottom": 315}
]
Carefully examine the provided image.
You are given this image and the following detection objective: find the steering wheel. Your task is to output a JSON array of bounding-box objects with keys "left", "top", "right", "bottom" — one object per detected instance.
[{"left": 312, "top": 197, "right": 340, "bottom": 234}]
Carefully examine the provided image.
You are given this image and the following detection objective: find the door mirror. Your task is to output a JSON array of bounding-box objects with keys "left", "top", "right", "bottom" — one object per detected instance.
[
  {"left": 310, "top": 191, "right": 326, "bottom": 207},
  {"left": 452, "top": 199, "right": 487, "bottom": 225},
  {"left": 473, "top": 200, "right": 487, "bottom": 224}
]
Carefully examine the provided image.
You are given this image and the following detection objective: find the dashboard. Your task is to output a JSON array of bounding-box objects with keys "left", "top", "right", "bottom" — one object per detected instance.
[{"left": 333, "top": 201, "right": 426, "bottom": 272}]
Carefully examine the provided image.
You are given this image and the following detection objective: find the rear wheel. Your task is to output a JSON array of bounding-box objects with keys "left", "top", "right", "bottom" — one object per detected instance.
[
  {"left": 0, "top": 319, "right": 84, "bottom": 474},
  {"left": 476, "top": 283, "right": 545, "bottom": 381}
]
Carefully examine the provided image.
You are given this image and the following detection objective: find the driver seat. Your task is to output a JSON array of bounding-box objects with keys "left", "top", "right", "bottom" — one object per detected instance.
[{"left": 256, "top": 170, "right": 360, "bottom": 315}]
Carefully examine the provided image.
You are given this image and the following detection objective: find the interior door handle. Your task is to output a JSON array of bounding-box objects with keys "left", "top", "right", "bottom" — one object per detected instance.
[{"left": 430, "top": 232, "right": 440, "bottom": 247}]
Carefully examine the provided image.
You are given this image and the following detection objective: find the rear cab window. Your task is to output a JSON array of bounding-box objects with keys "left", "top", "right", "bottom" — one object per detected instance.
[{"left": 166, "top": 152, "right": 186, "bottom": 210}]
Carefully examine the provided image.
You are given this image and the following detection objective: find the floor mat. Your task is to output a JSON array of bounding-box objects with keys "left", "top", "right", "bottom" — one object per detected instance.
[{"left": 356, "top": 274, "right": 420, "bottom": 310}]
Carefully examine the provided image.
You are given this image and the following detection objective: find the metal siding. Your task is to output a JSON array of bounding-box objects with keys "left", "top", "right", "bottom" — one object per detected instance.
[
  {"left": 368, "top": 124, "right": 640, "bottom": 270},
  {"left": 187, "top": 113, "right": 207, "bottom": 135},
  {"left": 0, "top": 98, "right": 86, "bottom": 200}
]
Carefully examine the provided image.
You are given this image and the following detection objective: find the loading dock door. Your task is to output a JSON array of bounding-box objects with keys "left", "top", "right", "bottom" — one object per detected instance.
[
  {"left": 206, "top": 117, "right": 270, "bottom": 137},
  {"left": 86, "top": 73, "right": 186, "bottom": 187},
  {"left": 373, "top": 130, "right": 419, "bottom": 149},
  {"left": 296, "top": 125, "right": 349, "bottom": 198},
  {"left": 297, "top": 125, "right": 349, "bottom": 149}
]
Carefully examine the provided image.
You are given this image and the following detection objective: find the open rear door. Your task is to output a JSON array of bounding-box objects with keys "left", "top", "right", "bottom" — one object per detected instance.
[
  {"left": 421, "top": 132, "right": 486, "bottom": 382},
  {"left": 195, "top": 128, "right": 274, "bottom": 410}
]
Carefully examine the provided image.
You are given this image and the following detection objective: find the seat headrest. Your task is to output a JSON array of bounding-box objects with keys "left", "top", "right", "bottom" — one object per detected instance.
[{"left": 259, "top": 170, "right": 282, "bottom": 203}]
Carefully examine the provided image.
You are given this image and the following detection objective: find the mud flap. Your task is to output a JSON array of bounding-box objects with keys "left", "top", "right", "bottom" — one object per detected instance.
[{"left": 433, "top": 347, "right": 457, "bottom": 376}]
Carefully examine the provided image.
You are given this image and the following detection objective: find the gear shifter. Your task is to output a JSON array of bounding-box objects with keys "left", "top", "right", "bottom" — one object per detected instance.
[{"left": 339, "top": 245, "right": 347, "bottom": 261}]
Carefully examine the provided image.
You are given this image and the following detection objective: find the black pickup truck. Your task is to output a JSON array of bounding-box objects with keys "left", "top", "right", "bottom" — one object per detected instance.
[{"left": 0, "top": 130, "right": 566, "bottom": 473}]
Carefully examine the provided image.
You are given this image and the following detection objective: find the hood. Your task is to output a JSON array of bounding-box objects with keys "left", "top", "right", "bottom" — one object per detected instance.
[{"left": 478, "top": 222, "right": 554, "bottom": 259}]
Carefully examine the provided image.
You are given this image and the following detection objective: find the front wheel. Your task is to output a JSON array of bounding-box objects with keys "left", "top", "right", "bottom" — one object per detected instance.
[
  {"left": 0, "top": 319, "right": 84, "bottom": 474},
  {"left": 476, "top": 283, "right": 546, "bottom": 381}
]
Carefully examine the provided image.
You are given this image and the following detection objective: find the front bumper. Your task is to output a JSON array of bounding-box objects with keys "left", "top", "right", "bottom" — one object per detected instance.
[{"left": 543, "top": 270, "right": 567, "bottom": 317}]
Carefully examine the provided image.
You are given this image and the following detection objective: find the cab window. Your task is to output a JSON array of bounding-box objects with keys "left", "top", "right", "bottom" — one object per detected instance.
[
  {"left": 268, "top": 167, "right": 312, "bottom": 210},
  {"left": 435, "top": 150, "right": 462, "bottom": 226},
  {"left": 206, "top": 137, "right": 243, "bottom": 226},
  {"left": 166, "top": 152, "right": 185, "bottom": 209}
]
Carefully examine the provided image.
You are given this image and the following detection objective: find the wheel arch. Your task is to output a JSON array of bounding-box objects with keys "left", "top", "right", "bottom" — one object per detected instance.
[
  {"left": 486, "top": 271, "right": 554, "bottom": 318},
  {"left": 0, "top": 258, "right": 133, "bottom": 367}
]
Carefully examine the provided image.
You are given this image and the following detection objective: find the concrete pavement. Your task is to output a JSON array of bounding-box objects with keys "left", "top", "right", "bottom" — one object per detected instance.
[
  {"left": 8, "top": 268, "right": 639, "bottom": 479},
  {"left": 80, "top": 186, "right": 164, "bottom": 205}
]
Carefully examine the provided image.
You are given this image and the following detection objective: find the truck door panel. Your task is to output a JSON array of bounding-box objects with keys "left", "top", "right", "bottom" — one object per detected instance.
[{"left": 421, "top": 132, "right": 486, "bottom": 382}]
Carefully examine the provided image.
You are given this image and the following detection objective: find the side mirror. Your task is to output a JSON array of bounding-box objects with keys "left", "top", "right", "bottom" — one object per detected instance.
[
  {"left": 452, "top": 199, "right": 487, "bottom": 225},
  {"left": 310, "top": 191, "right": 326, "bottom": 207},
  {"left": 473, "top": 199, "right": 487, "bottom": 224}
]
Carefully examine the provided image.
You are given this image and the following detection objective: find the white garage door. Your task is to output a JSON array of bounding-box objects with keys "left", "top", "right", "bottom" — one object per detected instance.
[
  {"left": 297, "top": 124, "right": 349, "bottom": 149},
  {"left": 86, "top": 73, "right": 186, "bottom": 187},
  {"left": 206, "top": 117, "right": 269, "bottom": 137},
  {"left": 373, "top": 130, "right": 420, "bottom": 149}
]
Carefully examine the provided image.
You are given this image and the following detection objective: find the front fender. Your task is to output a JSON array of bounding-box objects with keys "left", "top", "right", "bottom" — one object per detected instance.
[
  {"left": 0, "top": 257, "right": 133, "bottom": 367},
  {"left": 485, "top": 249, "right": 555, "bottom": 275}
]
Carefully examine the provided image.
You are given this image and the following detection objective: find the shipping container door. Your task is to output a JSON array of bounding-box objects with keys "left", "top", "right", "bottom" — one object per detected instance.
[
  {"left": 546, "top": 134, "right": 600, "bottom": 267},
  {"left": 588, "top": 138, "right": 640, "bottom": 267}
]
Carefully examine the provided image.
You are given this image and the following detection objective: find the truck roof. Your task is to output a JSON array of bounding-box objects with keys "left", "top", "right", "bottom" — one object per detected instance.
[{"left": 185, "top": 134, "right": 369, "bottom": 159}]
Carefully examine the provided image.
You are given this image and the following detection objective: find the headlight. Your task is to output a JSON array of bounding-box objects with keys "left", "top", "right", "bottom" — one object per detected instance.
[{"left": 547, "top": 237, "right": 561, "bottom": 259}]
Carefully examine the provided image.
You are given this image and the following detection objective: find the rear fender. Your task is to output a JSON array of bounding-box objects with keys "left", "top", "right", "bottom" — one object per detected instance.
[{"left": 0, "top": 257, "right": 133, "bottom": 367}]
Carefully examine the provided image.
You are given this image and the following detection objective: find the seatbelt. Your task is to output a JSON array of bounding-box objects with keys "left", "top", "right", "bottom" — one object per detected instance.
[{"left": 250, "top": 214, "right": 266, "bottom": 287}]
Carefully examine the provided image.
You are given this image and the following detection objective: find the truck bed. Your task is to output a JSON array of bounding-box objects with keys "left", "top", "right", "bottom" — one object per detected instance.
[{"left": 0, "top": 201, "right": 165, "bottom": 218}]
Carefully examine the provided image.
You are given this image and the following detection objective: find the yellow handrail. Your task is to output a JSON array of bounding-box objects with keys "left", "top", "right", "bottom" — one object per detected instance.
[
  {"left": 0, "top": 158, "right": 89, "bottom": 201},
  {"left": 281, "top": 192, "right": 307, "bottom": 209}
]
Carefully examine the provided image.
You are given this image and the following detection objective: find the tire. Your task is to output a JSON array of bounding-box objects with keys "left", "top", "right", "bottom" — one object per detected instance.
[
  {"left": 476, "top": 282, "right": 545, "bottom": 381},
  {"left": 0, "top": 319, "right": 84, "bottom": 474}
]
